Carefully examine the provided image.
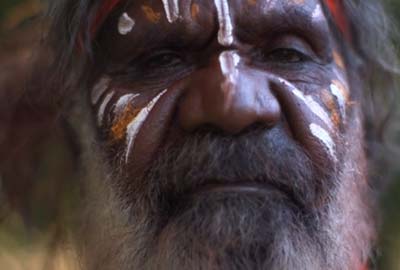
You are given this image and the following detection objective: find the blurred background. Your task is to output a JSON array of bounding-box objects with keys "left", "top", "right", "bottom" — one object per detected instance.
[{"left": 0, "top": 0, "right": 400, "bottom": 269}]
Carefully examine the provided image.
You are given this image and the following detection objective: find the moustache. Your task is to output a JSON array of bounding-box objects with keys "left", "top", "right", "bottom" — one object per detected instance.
[{"left": 135, "top": 124, "right": 335, "bottom": 214}]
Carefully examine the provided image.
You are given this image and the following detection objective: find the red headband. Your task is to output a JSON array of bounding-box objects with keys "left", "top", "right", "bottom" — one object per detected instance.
[
  {"left": 323, "top": 0, "right": 351, "bottom": 42},
  {"left": 86, "top": 0, "right": 351, "bottom": 43},
  {"left": 90, "top": 0, "right": 122, "bottom": 37}
]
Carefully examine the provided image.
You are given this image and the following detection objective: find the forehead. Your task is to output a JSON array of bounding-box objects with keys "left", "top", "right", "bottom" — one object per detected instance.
[
  {"left": 98, "top": 0, "right": 330, "bottom": 60},
  {"left": 120, "top": 0, "right": 324, "bottom": 21}
]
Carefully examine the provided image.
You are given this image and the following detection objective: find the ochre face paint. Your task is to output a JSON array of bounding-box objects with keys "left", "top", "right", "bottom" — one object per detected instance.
[
  {"left": 84, "top": 0, "right": 351, "bottom": 45},
  {"left": 330, "top": 79, "right": 349, "bottom": 120},
  {"left": 323, "top": 0, "right": 351, "bottom": 42},
  {"left": 111, "top": 93, "right": 141, "bottom": 141},
  {"left": 142, "top": 5, "right": 162, "bottom": 23},
  {"left": 320, "top": 88, "right": 341, "bottom": 128},
  {"left": 333, "top": 50, "right": 345, "bottom": 69},
  {"left": 111, "top": 104, "right": 142, "bottom": 141},
  {"left": 191, "top": 3, "right": 200, "bottom": 19}
]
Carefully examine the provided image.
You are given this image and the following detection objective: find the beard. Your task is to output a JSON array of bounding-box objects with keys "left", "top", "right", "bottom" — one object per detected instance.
[{"left": 77, "top": 123, "right": 374, "bottom": 270}]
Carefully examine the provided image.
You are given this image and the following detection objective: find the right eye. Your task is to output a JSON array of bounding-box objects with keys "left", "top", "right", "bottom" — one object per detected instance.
[
  {"left": 265, "top": 48, "right": 310, "bottom": 64},
  {"left": 142, "top": 51, "right": 185, "bottom": 69}
]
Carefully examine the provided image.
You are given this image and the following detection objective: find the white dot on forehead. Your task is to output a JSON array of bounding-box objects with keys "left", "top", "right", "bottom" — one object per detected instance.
[
  {"left": 118, "top": 12, "right": 135, "bottom": 35},
  {"left": 311, "top": 4, "right": 323, "bottom": 23}
]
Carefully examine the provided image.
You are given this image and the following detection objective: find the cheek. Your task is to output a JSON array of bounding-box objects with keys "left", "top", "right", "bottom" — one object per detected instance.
[{"left": 92, "top": 77, "right": 169, "bottom": 166}]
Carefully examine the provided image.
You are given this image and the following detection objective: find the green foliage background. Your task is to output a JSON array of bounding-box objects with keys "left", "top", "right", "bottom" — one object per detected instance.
[{"left": 0, "top": 0, "right": 400, "bottom": 269}]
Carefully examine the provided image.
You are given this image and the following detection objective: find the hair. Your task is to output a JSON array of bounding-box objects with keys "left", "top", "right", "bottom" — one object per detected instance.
[{"left": 0, "top": 0, "right": 399, "bottom": 268}]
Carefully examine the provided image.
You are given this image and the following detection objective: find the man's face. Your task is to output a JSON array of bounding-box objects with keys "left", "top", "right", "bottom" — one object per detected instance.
[{"left": 81, "top": 1, "right": 373, "bottom": 269}]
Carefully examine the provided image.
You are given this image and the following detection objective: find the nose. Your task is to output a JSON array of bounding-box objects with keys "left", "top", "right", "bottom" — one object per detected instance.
[{"left": 179, "top": 51, "right": 281, "bottom": 134}]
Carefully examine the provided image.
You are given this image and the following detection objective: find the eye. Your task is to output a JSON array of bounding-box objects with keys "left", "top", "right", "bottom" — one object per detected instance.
[
  {"left": 264, "top": 48, "right": 310, "bottom": 64},
  {"left": 143, "top": 51, "right": 184, "bottom": 69}
]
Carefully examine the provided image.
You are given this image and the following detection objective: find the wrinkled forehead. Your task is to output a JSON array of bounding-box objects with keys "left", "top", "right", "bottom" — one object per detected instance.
[{"left": 91, "top": 0, "right": 335, "bottom": 39}]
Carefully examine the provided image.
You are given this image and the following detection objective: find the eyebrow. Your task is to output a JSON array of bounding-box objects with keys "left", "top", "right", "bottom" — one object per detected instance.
[
  {"left": 96, "top": 2, "right": 333, "bottom": 64},
  {"left": 235, "top": 4, "right": 332, "bottom": 56}
]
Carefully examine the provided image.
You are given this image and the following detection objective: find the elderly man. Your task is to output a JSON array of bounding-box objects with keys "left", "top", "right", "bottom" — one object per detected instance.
[{"left": 38, "top": 0, "right": 398, "bottom": 269}]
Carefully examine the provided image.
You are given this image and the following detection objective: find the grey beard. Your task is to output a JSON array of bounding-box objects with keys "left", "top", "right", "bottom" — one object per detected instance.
[{"left": 71, "top": 103, "right": 374, "bottom": 270}]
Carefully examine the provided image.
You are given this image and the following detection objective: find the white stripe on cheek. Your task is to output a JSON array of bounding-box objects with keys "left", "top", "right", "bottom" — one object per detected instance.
[
  {"left": 98, "top": 91, "right": 115, "bottom": 126},
  {"left": 214, "top": 0, "right": 234, "bottom": 46},
  {"left": 125, "top": 89, "right": 168, "bottom": 163},
  {"left": 118, "top": 13, "right": 135, "bottom": 35},
  {"left": 292, "top": 88, "right": 333, "bottom": 130},
  {"left": 114, "top": 93, "right": 140, "bottom": 115},
  {"left": 309, "top": 123, "right": 337, "bottom": 161},
  {"left": 91, "top": 77, "right": 111, "bottom": 105}
]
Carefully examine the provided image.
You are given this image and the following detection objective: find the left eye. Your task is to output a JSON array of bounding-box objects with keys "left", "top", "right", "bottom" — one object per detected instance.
[
  {"left": 264, "top": 48, "right": 309, "bottom": 64},
  {"left": 144, "top": 51, "right": 184, "bottom": 68}
]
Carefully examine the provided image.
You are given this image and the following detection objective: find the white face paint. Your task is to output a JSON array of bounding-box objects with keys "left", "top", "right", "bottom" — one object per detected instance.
[
  {"left": 161, "top": 0, "right": 180, "bottom": 23},
  {"left": 219, "top": 51, "right": 240, "bottom": 80},
  {"left": 113, "top": 93, "right": 140, "bottom": 116},
  {"left": 214, "top": 0, "right": 234, "bottom": 46},
  {"left": 330, "top": 83, "right": 347, "bottom": 119},
  {"left": 125, "top": 89, "right": 168, "bottom": 163},
  {"left": 292, "top": 88, "right": 333, "bottom": 130},
  {"left": 98, "top": 91, "right": 115, "bottom": 126},
  {"left": 310, "top": 123, "right": 337, "bottom": 161},
  {"left": 219, "top": 51, "right": 240, "bottom": 110},
  {"left": 311, "top": 4, "right": 323, "bottom": 23},
  {"left": 118, "top": 13, "right": 135, "bottom": 35},
  {"left": 91, "top": 77, "right": 111, "bottom": 105}
]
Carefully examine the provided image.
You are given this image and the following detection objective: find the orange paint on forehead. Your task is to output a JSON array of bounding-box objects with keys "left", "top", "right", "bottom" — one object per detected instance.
[
  {"left": 111, "top": 105, "right": 142, "bottom": 141},
  {"left": 141, "top": 5, "right": 161, "bottom": 23},
  {"left": 321, "top": 89, "right": 341, "bottom": 127},
  {"left": 191, "top": 3, "right": 200, "bottom": 19},
  {"left": 333, "top": 50, "right": 345, "bottom": 69}
]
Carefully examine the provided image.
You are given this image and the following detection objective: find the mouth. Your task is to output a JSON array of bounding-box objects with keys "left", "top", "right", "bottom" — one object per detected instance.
[{"left": 182, "top": 181, "right": 302, "bottom": 207}]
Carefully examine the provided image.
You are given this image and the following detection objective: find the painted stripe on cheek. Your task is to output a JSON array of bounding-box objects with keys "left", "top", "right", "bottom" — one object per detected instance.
[
  {"left": 330, "top": 81, "right": 348, "bottom": 120},
  {"left": 114, "top": 93, "right": 140, "bottom": 115},
  {"left": 91, "top": 77, "right": 111, "bottom": 105},
  {"left": 98, "top": 91, "right": 115, "bottom": 126},
  {"left": 125, "top": 89, "right": 168, "bottom": 163},
  {"left": 292, "top": 88, "right": 333, "bottom": 130},
  {"left": 310, "top": 123, "right": 336, "bottom": 161}
]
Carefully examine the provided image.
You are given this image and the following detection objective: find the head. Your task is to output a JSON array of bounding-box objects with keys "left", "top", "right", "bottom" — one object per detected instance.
[{"left": 44, "top": 0, "right": 399, "bottom": 269}]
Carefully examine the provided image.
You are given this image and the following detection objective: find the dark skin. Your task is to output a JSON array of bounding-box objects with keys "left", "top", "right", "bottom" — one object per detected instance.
[
  {"left": 92, "top": 0, "right": 351, "bottom": 191},
  {"left": 77, "top": 1, "right": 369, "bottom": 269}
]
